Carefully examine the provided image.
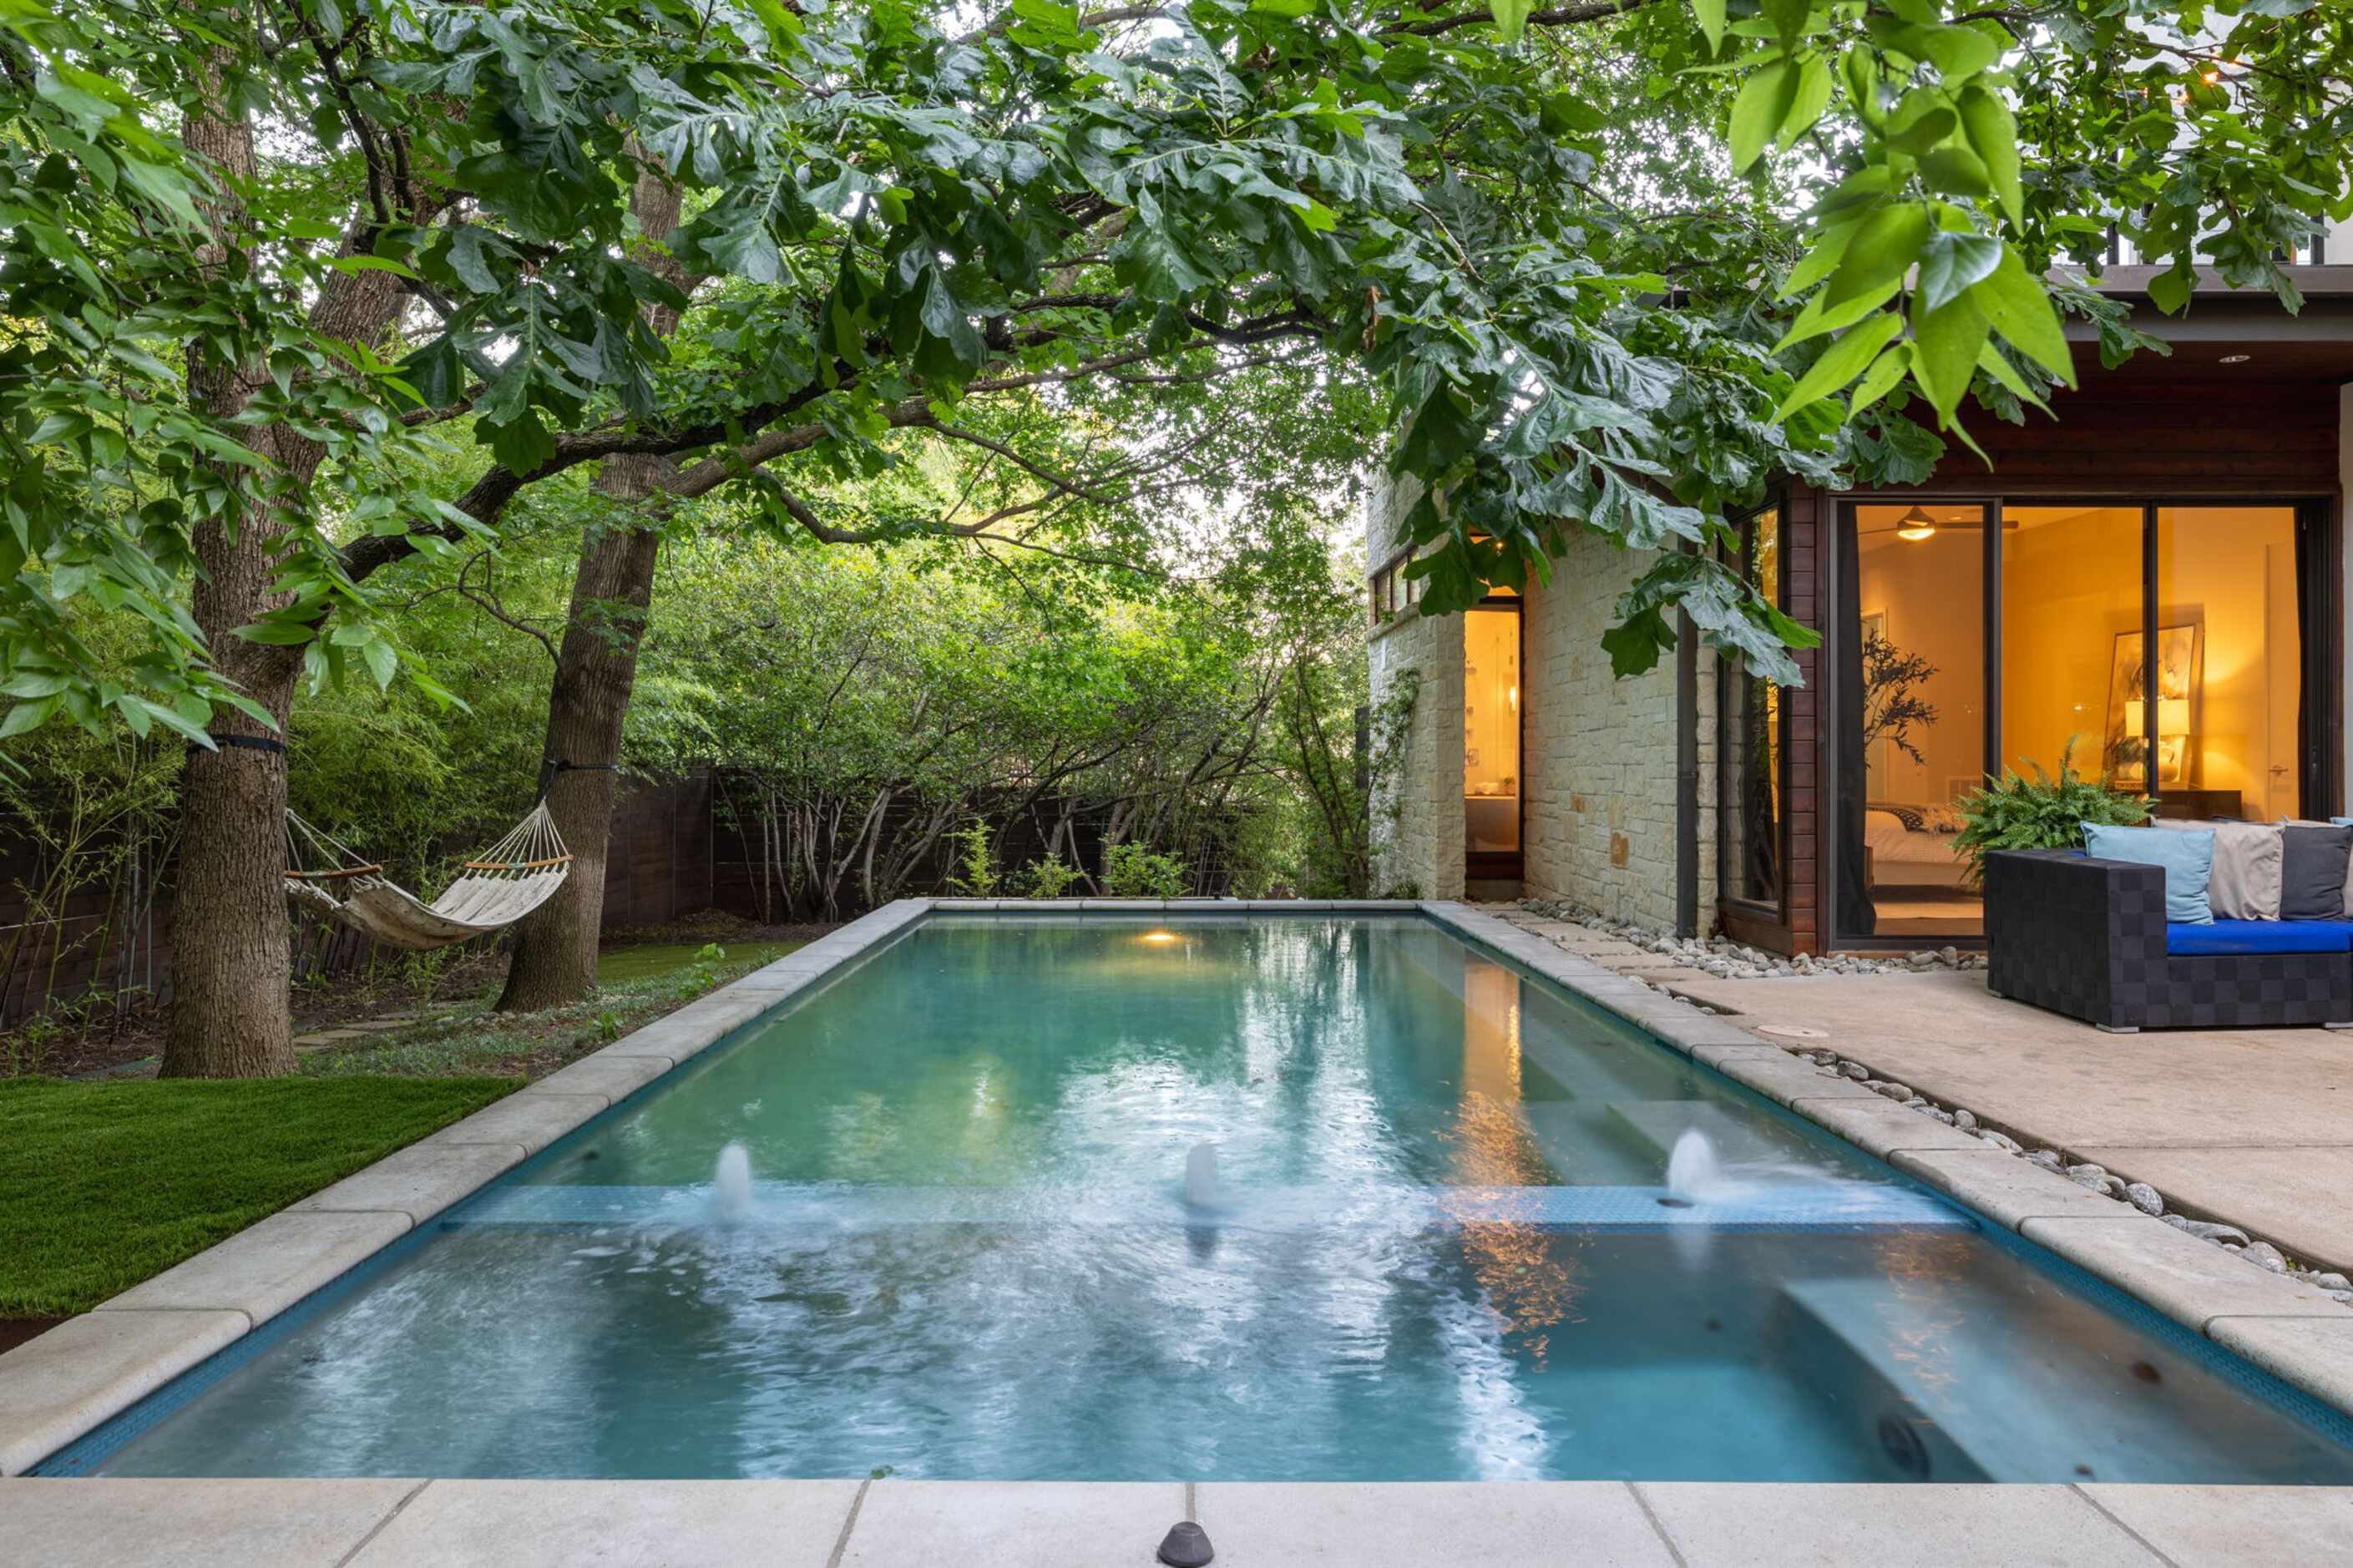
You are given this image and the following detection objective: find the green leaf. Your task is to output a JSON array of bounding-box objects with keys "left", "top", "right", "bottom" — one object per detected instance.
[
  {"left": 233, "top": 620, "right": 318, "bottom": 646},
  {"left": 0, "top": 695, "right": 60, "bottom": 739},
  {"left": 1493, "top": 0, "right": 1534, "bottom": 43},
  {"left": 1775, "top": 313, "right": 1904, "bottom": 420},
  {"left": 1692, "top": 0, "right": 1726, "bottom": 52},
  {"left": 1976, "top": 341, "right": 2048, "bottom": 412},
  {"left": 1976, "top": 250, "right": 2077, "bottom": 384},
  {"left": 1, "top": 670, "right": 72, "bottom": 700},
  {"left": 1910, "top": 286, "right": 1991, "bottom": 424},
  {"left": 1780, "top": 56, "right": 1832, "bottom": 150},
  {"left": 1848, "top": 343, "right": 1910, "bottom": 417},
  {"left": 2146, "top": 262, "right": 2195, "bottom": 317},
  {"left": 362, "top": 637, "right": 398, "bottom": 690},
  {"left": 1917, "top": 230, "right": 2001, "bottom": 314},
  {"left": 1919, "top": 144, "right": 1991, "bottom": 199},
  {"left": 1729, "top": 59, "right": 1797, "bottom": 175},
  {"left": 1956, "top": 85, "right": 2023, "bottom": 227}
]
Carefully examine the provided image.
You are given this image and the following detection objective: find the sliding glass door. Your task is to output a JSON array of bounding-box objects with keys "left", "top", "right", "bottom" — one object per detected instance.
[{"left": 1834, "top": 497, "right": 2323, "bottom": 945}]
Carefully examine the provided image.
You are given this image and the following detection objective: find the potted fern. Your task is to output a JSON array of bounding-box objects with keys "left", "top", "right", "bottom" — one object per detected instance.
[{"left": 1952, "top": 740, "right": 2150, "bottom": 886}]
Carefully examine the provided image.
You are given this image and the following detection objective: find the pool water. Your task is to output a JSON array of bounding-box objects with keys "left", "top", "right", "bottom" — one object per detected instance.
[{"left": 83, "top": 916, "right": 2353, "bottom": 1482}]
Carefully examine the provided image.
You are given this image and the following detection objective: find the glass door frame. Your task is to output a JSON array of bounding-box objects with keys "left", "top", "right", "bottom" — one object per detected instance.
[
  {"left": 1718, "top": 499, "right": 1793, "bottom": 942},
  {"left": 1464, "top": 592, "right": 1526, "bottom": 887},
  {"left": 1826, "top": 492, "right": 2340, "bottom": 950}
]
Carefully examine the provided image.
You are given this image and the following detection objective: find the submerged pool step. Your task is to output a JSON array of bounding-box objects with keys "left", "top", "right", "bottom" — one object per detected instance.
[{"left": 445, "top": 1181, "right": 1973, "bottom": 1232}]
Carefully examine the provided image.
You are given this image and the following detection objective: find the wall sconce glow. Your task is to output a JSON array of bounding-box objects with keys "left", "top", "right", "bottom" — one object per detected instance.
[
  {"left": 1141, "top": 930, "right": 1180, "bottom": 944},
  {"left": 1895, "top": 505, "right": 1937, "bottom": 543}
]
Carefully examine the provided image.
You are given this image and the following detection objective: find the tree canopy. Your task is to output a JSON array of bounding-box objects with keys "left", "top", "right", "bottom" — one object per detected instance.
[{"left": 6, "top": 0, "right": 2347, "bottom": 747}]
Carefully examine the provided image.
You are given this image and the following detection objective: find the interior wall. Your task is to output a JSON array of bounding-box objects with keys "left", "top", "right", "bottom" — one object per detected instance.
[
  {"left": 1855, "top": 518, "right": 1985, "bottom": 805},
  {"left": 1999, "top": 506, "right": 2145, "bottom": 786},
  {"left": 2158, "top": 507, "right": 2302, "bottom": 819}
]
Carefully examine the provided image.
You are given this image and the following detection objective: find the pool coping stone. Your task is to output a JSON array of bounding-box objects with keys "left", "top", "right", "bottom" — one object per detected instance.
[
  {"left": 11, "top": 1479, "right": 2353, "bottom": 1565},
  {"left": 7, "top": 895, "right": 2353, "bottom": 1484}
]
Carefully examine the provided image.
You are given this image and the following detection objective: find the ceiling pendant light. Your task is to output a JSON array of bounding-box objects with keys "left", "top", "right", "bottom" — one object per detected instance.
[{"left": 1895, "top": 505, "right": 1938, "bottom": 542}]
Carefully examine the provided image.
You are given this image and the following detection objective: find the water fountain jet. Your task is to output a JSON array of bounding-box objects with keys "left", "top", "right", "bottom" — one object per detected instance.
[
  {"left": 712, "top": 1141, "right": 754, "bottom": 1225},
  {"left": 1183, "top": 1142, "right": 1223, "bottom": 1211}
]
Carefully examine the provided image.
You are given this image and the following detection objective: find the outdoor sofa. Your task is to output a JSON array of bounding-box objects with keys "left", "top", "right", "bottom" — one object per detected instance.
[{"left": 1985, "top": 847, "right": 2353, "bottom": 1033}]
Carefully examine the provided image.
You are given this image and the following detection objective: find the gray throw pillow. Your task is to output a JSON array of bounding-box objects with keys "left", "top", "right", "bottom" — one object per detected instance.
[
  {"left": 2150, "top": 819, "right": 2282, "bottom": 920},
  {"left": 2279, "top": 823, "right": 2353, "bottom": 921}
]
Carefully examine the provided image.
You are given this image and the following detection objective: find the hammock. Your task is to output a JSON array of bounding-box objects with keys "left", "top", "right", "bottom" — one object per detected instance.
[{"left": 285, "top": 803, "right": 572, "bottom": 951}]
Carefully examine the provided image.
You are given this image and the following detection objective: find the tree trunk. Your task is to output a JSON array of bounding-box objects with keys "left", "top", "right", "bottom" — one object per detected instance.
[
  {"left": 494, "top": 168, "right": 691, "bottom": 1014},
  {"left": 494, "top": 498, "right": 661, "bottom": 1012},
  {"left": 162, "top": 99, "right": 300, "bottom": 1077}
]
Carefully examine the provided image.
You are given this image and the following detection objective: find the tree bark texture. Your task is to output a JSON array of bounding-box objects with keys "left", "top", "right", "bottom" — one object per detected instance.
[
  {"left": 494, "top": 169, "right": 690, "bottom": 1014},
  {"left": 161, "top": 93, "right": 423, "bottom": 1077}
]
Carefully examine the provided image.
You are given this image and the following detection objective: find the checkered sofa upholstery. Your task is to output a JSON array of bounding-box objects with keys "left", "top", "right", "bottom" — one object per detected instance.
[{"left": 1985, "top": 848, "right": 2353, "bottom": 1031}]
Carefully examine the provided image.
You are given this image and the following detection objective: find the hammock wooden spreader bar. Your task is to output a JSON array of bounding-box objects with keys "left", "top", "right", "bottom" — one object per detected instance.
[{"left": 284, "top": 802, "right": 573, "bottom": 952}]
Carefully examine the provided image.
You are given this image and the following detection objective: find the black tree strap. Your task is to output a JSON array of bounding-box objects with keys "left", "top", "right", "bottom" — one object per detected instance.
[
  {"left": 535, "top": 756, "right": 620, "bottom": 801},
  {"left": 189, "top": 733, "right": 288, "bottom": 758}
]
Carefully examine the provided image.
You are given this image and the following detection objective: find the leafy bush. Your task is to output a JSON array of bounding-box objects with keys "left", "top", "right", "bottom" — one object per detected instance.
[
  {"left": 1952, "top": 741, "right": 2149, "bottom": 884},
  {"left": 949, "top": 820, "right": 1000, "bottom": 897},
  {"left": 1103, "top": 842, "right": 1187, "bottom": 898},
  {"left": 1020, "top": 853, "right": 1084, "bottom": 899}
]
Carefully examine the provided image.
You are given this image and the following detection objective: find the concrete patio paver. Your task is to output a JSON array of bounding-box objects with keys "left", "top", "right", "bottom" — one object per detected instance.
[
  {"left": 346, "top": 1479, "right": 862, "bottom": 1568},
  {"left": 0, "top": 1311, "right": 246, "bottom": 1477},
  {"left": 1195, "top": 1480, "right": 1674, "bottom": 1566},
  {"left": 2071, "top": 1145, "right": 2353, "bottom": 1271},
  {"left": 838, "top": 1479, "right": 1181, "bottom": 1567},
  {"left": 1631, "top": 1481, "right": 2161, "bottom": 1566},
  {"left": 2080, "top": 1482, "right": 2353, "bottom": 1566},
  {"left": 0, "top": 1478, "right": 422, "bottom": 1568}
]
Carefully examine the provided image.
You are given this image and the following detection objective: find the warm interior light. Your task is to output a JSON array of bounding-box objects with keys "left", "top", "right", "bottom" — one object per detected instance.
[
  {"left": 2124, "top": 698, "right": 2193, "bottom": 736},
  {"left": 1508, "top": 684, "right": 1518, "bottom": 713},
  {"left": 1895, "top": 505, "right": 1938, "bottom": 543},
  {"left": 1141, "top": 930, "right": 1179, "bottom": 943},
  {"left": 2219, "top": 353, "right": 2252, "bottom": 365}
]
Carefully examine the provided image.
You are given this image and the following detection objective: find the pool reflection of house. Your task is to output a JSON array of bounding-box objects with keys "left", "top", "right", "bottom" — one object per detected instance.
[{"left": 1368, "top": 260, "right": 2353, "bottom": 953}]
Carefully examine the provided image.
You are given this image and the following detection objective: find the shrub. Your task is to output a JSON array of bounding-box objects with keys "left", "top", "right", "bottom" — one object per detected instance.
[
  {"left": 1020, "top": 853, "right": 1085, "bottom": 899},
  {"left": 1952, "top": 740, "right": 2149, "bottom": 885},
  {"left": 1102, "top": 842, "right": 1187, "bottom": 898},
  {"left": 948, "top": 820, "right": 999, "bottom": 897}
]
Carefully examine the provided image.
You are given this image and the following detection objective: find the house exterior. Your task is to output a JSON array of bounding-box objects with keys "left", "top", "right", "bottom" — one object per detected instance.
[{"left": 1368, "top": 259, "right": 2353, "bottom": 954}]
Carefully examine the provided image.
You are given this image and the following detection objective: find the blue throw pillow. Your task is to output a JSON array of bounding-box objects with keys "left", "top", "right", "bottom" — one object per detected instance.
[{"left": 2083, "top": 823, "right": 2215, "bottom": 925}]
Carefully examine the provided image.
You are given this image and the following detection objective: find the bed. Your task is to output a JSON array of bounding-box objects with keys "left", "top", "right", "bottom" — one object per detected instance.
[{"left": 1865, "top": 803, "right": 1971, "bottom": 888}]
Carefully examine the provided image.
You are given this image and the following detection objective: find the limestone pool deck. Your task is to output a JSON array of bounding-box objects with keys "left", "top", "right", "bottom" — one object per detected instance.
[{"left": 8, "top": 898, "right": 2353, "bottom": 1562}]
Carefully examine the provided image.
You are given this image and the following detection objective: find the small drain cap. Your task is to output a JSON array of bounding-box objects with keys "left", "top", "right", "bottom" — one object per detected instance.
[{"left": 1157, "top": 1520, "right": 1214, "bottom": 1566}]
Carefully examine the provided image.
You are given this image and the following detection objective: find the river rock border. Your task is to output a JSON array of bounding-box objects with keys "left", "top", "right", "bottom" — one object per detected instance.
[
  {"left": 1516, "top": 897, "right": 1989, "bottom": 979},
  {"left": 1786, "top": 1047, "right": 2353, "bottom": 1305}
]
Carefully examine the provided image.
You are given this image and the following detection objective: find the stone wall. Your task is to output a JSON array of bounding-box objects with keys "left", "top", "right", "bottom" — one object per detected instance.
[
  {"left": 1364, "top": 477, "right": 1715, "bottom": 926},
  {"left": 1365, "top": 478, "right": 1464, "bottom": 900},
  {"left": 1519, "top": 536, "right": 1714, "bottom": 930}
]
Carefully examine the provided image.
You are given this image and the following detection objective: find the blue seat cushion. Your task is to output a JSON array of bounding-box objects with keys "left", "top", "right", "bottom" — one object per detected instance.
[{"left": 2167, "top": 919, "right": 2353, "bottom": 957}]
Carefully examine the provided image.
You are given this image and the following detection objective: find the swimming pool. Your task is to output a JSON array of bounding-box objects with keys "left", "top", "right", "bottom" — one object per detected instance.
[{"left": 65, "top": 913, "right": 2353, "bottom": 1482}]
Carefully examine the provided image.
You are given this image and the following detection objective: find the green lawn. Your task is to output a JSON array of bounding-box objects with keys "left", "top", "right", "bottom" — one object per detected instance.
[
  {"left": 0, "top": 1075, "right": 514, "bottom": 1317},
  {"left": 594, "top": 938, "right": 805, "bottom": 984}
]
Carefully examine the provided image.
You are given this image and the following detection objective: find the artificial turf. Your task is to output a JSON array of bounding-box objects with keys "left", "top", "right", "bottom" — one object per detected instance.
[{"left": 0, "top": 1074, "right": 514, "bottom": 1317}]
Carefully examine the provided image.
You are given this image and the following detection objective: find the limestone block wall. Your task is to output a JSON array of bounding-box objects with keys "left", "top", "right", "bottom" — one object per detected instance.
[
  {"left": 1365, "top": 478, "right": 1464, "bottom": 900},
  {"left": 1518, "top": 536, "right": 1717, "bottom": 932}
]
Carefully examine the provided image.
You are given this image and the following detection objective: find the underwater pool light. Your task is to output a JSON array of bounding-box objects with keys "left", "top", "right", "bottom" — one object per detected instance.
[{"left": 1141, "top": 930, "right": 1180, "bottom": 943}]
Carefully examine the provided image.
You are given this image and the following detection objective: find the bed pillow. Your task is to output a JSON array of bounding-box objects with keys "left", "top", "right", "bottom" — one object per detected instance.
[
  {"left": 2083, "top": 823, "right": 2214, "bottom": 925},
  {"left": 1868, "top": 802, "right": 1925, "bottom": 832},
  {"left": 2149, "top": 819, "right": 2282, "bottom": 921},
  {"left": 2280, "top": 823, "right": 2353, "bottom": 921}
]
